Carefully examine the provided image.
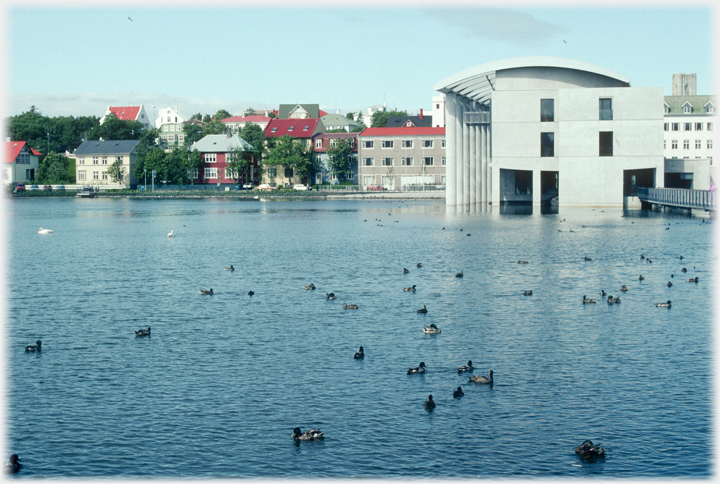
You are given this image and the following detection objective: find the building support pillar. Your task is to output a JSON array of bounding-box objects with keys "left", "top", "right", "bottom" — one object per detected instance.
[
  {"left": 469, "top": 121, "right": 476, "bottom": 205},
  {"left": 445, "top": 94, "right": 457, "bottom": 206}
]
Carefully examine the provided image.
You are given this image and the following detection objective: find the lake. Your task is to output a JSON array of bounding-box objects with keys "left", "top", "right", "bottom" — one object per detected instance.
[{"left": 4, "top": 197, "right": 715, "bottom": 478}]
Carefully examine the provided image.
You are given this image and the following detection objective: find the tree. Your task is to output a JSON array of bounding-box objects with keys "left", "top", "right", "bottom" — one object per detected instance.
[
  {"left": 183, "top": 123, "right": 204, "bottom": 147},
  {"left": 225, "top": 147, "right": 249, "bottom": 185},
  {"left": 184, "top": 149, "right": 204, "bottom": 185},
  {"left": 214, "top": 109, "right": 232, "bottom": 121},
  {"left": 244, "top": 107, "right": 256, "bottom": 116},
  {"left": 351, "top": 116, "right": 366, "bottom": 132},
  {"left": 88, "top": 113, "right": 144, "bottom": 140},
  {"left": 327, "top": 128, "right": 347, "bottom": 133},
  {"left": 264, "top": 135, "right": 315, "bottom": 181},
  {"left": 191, "top": 113, "right": 203, "bottom": 121},
  {"left": 326, "top": 138, "right": 353, "bottom": 182},
  {"left": 202, "top": 119, "right": 226, "bottom": 136},
  {"left": 371, "top": 110, "right": 408, "bottom": 128},
  {"left": 346, "top": 112, "right": 355, "bottom": 120},
  {"left": 202, "top": 114, "right": 212, "bottom": 123},
  {"left": 267, "top": 112, "right": 276, "bottom": 118},
  {"left": 36, "top": 152, "right": 72, "bottom": 184},
  {"left": 107, "top": 158, "right": 126, "bottom": 184},
  {"left": 6, "top": 108, "right": 98, "bottom": 154}
]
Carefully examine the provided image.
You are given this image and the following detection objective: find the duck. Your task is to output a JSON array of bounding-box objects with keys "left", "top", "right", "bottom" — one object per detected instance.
[
  {"left": 457, "top": 360, "right": 474, "bottom": 373},
  {"left": 25, "top": 340, "right": 41, "bottom": 352},
  {"left": 599, "top": 289, "right": 606, "bottom": 296},
  {"left": 225, "top": 265, "right": 235, "bottom": 271},
  {"left": 291, "top": 427, "right": 324, "bottom": 441},
  {"left": 681, "top": 267, "right": 687, "bottom": 272},
  {"left": 403, "top": 285, "right": 417, "bottom": 292},
  {"left": 167, "top": 229, "right": 174, "bottom": 237},
  {"left": 423, "top": 395, "right": 436, "bottom": 410},
  {"left": 304, "top": 283, "right": 316, "bottom": 290},
  {"left": 687, "top": 277, "right": 699, "bottom": 283},
  {"left": 423, "top": 323, "right": 440, "bottom": 334},
  {"left": 575, "top": 440, "right": 605, "bottom": 460},
  {"left": 453, "top": 386, "right": 464, "bottom": 398},
  {"left": 343, "top": 303, "right": 359, "bottom": 309},
  {"left": 640, "top": 254, "right": 645, "bottom": 260},
  {"left": 582, "top": 295, "right": 596, "bottom": 304},
  {"left": 517, "top": 260, "right": 528, "bottom": 264},
  {"left": 417, "top": 263, "right": 422, "bottom": 268},
  {"left": 679, "top": 255, "right": 684, "bottom": 260},
  {"left": 455, "top": 271, "right": 463, "bottom": 278},
  {"left": 407, "top": 362, "right": 426, "bottom": 375},
  {"left": 38, "top": 227, "right": 53, "bottom": 234},
  {"left": 469, "top": 370, "right": 493, "bottom": 384},
  {"left": 354, "top": 346, "right": 364, "bottom": 359},
  {"left": 584, "top": 256, "right": 592, "bottom": 261},
  {"left": 620, "top": 285, "right": 628, "bottom": 292},
  {"left": 326, "top": 292, "right": 336, "bottom": 300},
  {"left": 5, "top": 454, "right": 22, "bottom": 474},
  {"left": 656, "top": 300, "right": 672, "bottom": 308},
  {"left": 646, "top": 259, "right": 653, "bottom": 264},
  {"left": 607, "top": 295, "right": 621, "bottom": 304},
  {"left": 199, "top": 288, "right": 213, "bottom": 295},
  {"left": 403, "top": 268, "right": 410, "bottom": 274},
  {"left": 523, "top": 290, "right": 533, "bottom": 296},
  {"left": 417, "top": 304, "right": 428, "bottom": 314},
  {"left": 247, "top": 291, "right": 254, "bottom": 296},
  {"left": 135, "top": 327, "right": 151, "bottom": 337},
  {"left": 638, "top": 275, "right": 645, "bottom": 281},
  {"left": 667, "top": 281, "right": 673, "bottom": 287}
]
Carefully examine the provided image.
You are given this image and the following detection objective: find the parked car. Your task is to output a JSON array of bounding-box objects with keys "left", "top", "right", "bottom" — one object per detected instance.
[
  {"left": 30, "top": 184, "right": 39, "bottom": 190},
  {"left": 56, "top": 185, "right": 66, "bottom": 190},
  {"left": 42, "top": 185, "right": 52, "bottom": 191},
  {"left": 13, "top": 183, "right": 26, "bottom": 194},
  {"left": 81, "top": 185, "right": 93, "bottom": 192},
  {"left": 293, "top": 184, "right": 311, "bottom": 191},
  {"left": 242, "top": 183, "right": 254, "bottom": 190},
  {"left": 255, "top": 184, "right": 278, "bottom": 191},
  {"left": 366, "top": 184, "right": 387, "bottom": 191}
]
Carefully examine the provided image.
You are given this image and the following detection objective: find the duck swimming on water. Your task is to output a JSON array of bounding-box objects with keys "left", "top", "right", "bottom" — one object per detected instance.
[
  {"left": 354, "top": 346, "right": 364, "bottom": 359},
  {"left": 5, "top": 454, "right": 21, "bottom": 474},
  {"left": 417, "top": 304, "right": 428, "bottom": 314},
  {"left": 135, "top": 327, "right": 151, "bottom": 337},
  {"left": 407, "top": 362, "right": 426, "bottom": 375},
  {"left": 225, "top": 265, "right": 235, "bottom": 271},
  {"left": 457, "top": 360, "right": 473, "bottom": 372},
  {"left": 582, "top": 295, "right": 596, "bottom": 304},
  {"left": 423, "top": 395, "right": 436, "bottom": 410},
  {"left": 575, "top": 440, "right": 605, "bottom": 460},
  {"left": 403, "top": 285, "right": 417, "bottom": 292},
  {"left": 199, "top": 288, "right": 213, "bottom": 295},
  {"left": 343, "top": 303, "right": 359, "bottom": 309},
  {"left": 423, "top": 323, "right": 440, "bottom": 334},
  {"left": 292, "top": 427, "right": 324, "bottom": 441},
  {"left": 469, "top": 370, "right": 493, "bottom": 384},
  {"left": 453, "top": 386, "right": 464, "bottom": 398},
  {"left": 455, "top": 271, "right": 463, "bottom": 278},
  {"left": 25, "top": 340, "right": 41, "bottom": 352},
  {"left": 326, "top": 292, "right": 336, "bottom": 300},
  {"left": 656, "top": 300, "right": 672, "bottom": 308}
]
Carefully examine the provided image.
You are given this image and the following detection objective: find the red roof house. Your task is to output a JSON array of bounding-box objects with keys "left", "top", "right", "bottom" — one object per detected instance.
[
  {"left": 5, "top": 141, "right": 41, "bottom": 184},
  {"left": 101, "top": 105, "right": 152, "bottom": 130}
]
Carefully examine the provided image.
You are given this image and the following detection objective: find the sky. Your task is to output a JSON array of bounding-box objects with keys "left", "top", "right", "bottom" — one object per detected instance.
[{"left": 2, "top": 2, "right": 717, "bottom": 120}]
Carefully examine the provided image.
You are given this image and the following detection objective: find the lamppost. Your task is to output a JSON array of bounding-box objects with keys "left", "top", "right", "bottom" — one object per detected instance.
[
  {"left": 46, "top": 133, "right": 49, "bottom": 154},
  {"left": 144, "top": 168, "right": 147, "bottom": 192}
]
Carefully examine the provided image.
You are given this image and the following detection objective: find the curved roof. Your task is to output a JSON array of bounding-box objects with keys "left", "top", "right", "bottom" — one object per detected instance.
[{"left": 434, "top": 57, "right": 630, "bottom": 104}]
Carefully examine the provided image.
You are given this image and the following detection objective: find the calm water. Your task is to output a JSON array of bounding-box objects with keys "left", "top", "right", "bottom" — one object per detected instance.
[{"left": 4, "top": 197, "right": 715, "bottom": 478}]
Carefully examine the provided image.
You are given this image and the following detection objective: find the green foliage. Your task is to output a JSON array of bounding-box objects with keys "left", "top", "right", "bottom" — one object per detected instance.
[
  {"left": 182, "top": 124, "right": 204, "bottom": 147},
  {"left": 184, "top": 149, "right": 204, "bottom": 184},
  {"left": 346, "top": 112, "right": 355, "bottom": 119},
  {"left": 240, "top": 123, "right": 265, "bottom": 153},
  {"left": 107, "top": 158, "right": 126, "bottom": 184},
  {"left": 265, "top": 135, "right": 304, "bottom": 169},
  {"left": 202, "top": 114, "right": 212, "bottom": 123},
  {"left": 88, "top": 113, "right": 144, "bottom": 140},
  {"left": 326, "top": 128, "right": 347, "bottom": 133},
  {"left": 36, "top": 152, "right": 73, "bottom": 184},
  {"left": 225, "top": 148, "right": 249, "bottom": 184},
  {"left": 351, "top": 116, "right": 366, "bottom": 132},
  {"left": 6, "top": 106, "right": 98, "bottom": 154},
  {"left": 214, "top": 109, "right": 232, "bottom": 121},
  {"left": 244, "top": 107, "right": 256, "bottom": 116},
  {"left": 202, "top": 119, "right": 226, "bottom": 137},
  {"left": 267, "top": 112, "right": 276, "bottom": 118},
  {"left": 191, "top": 113, "right": 203, "bottom": 121},
  {"left": 326, "top": 138, "right": 353, "bottom": 182},
  {"left": 371, "top": 110, "right": 408, "bottom": 128}
]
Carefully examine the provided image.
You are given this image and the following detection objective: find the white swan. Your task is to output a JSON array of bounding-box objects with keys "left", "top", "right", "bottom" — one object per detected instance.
[
  {"left": 168, "top": 230, "right": 174, "bottom": 237},
  {"left": 38, "top": 228, "right": 53, "bottom": 234}
]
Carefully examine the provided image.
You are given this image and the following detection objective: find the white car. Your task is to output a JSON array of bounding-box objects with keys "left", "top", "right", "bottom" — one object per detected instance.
[
  {"left": 254, "top": 184, "right": 277, "bottom": 191},
  {"left": 293, "top": 184, "right": 311, "bottom": 191},
  {"left": 243, "top": 183, "right": 253, "bottom": 189}
]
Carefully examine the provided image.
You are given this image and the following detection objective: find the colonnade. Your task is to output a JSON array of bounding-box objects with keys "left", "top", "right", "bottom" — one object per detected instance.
[{"left": 444, "top": 93, "right": 491, "bottom": 207}]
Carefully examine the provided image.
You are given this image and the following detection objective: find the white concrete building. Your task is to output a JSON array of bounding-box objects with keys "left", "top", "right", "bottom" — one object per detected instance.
[
  {"left": 435, "top": 57, "right": 665, "bottom": 208},
  {"left": 155, "top": 106, "right": 189, "bottom": 148}
]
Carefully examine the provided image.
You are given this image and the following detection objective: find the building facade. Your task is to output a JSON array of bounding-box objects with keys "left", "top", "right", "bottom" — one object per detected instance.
[
  {"left": 74, "top": 140, "right": 140, "bottom": 187},
  {"left": 155, "top": 106, "right": 189, "bottom": 148},
  {"left": 320, "top": 113, "right": 359, "bottom": 132},
  {"left": 100, "top": 105, "right": 152, "bottom": 130},
  {"left": 312, "top": 132, "right": 358, "bottom": 185},
  {"left": 435, "top": 56, "right": 664, "bottom": 208},
  {"left": 189, "top": 134, "right": 255, "bottom": 185},
  {"left": 221, "top": 115, "right": 272, "bottom": 134},
  {"left": 261, "top": 118, "right": 326, "bottom": 186},
  {"left": 357, "top": 127, "right": 446, "bottom": 189},
  {"left": 5, "top": 141, "right": 41, "bottom": 184}
]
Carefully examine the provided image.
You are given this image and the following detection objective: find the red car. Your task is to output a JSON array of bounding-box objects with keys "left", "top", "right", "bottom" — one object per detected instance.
[
  {"left": 366, "top": 184, "right": 388, "bottom": 191},
  {"left": 42, "top": 185, "right": 52, "bottom": 191}
]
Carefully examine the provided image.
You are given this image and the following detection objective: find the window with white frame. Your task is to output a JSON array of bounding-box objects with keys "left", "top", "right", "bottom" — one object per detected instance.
[
  {"left": 441, "top": 140, "right": 446, "bottom": 148},
  {"left": 695, "top": 122, "right": 703, "bottom": 131},
  {"left": 116, "top": 156, "right": 122, "bottom": 163},
  {"left": 205, "top": 153, "right": 217, "bottom": 163},
  {"left": 288, "top": 126, "right": 294, "bottom": 132},
  {"left": 672, "top": 140, "right": 678, "bottom": 149},
  {"left": 382, "top": 140, "right": 394, "bottom": 148},
  {"left": 672, "top": 123, "right": 679, "bottom": 131},
  {"left": 696, "top": 140, "right": 702, "bottom": 149},
  {"left": 664, "top": 123, "right": 669, "bottom": 131},
  {"left": 225, "top": 168, "right": 236, "bottom": 179},
  {"left": 102, "top": 171, "right": 108, "bottom": 180},
  {"left": 268, "top": 168, "right": 277, "bottom": 177},
  {"left": 362, "top": 140, "right": 374, "bottom": 148},
  {"left": 683, "top": 103, "right": 692, "bottom": 114},
  {"left": 664, "top": 104, "right": 670, "bottom": 114},
  {"left": 271, "top": 127, "right": 277, "bottom": 133},
  {"left": 401, "top": 157, "right": 413, "bottom": 166},
  {"left": 93, "top": 171, "right": 99, "bottom": 180},
  {"left": 382, "top": 157, "right": 393, "bottom": 166},
  {"left": 402, "top": 140, "right": 413, "bottom": 148},
  {"left": 315, "top": 139, "right": 322, "bottom": 149},
  {"left": 205, "top": 168, "right": 218, "bottom": 179},
  {"left": 330, "top": 172, "right": 337, "bottom": 180},
  {"left": 170, "top": 125, "right": 175, "bottom": 131},
  {"left": 78, "top": 156, "right": 85, "bottom": 165},
  {"left": 303, "top": 126, "right": 309, "bottom": 131},
  {"left": 683, "top": 140, "right": 690, "bottom": 150},
  {"left": 347, "top": 139, "right": 354, "bottom": 148},
  {"left": 347, "top": 171, "right": 354, "bottom": 180},
  {"left": 442, "top": 157, "right": 446, "bottom": 165},
  {"left": 709, "top": 140, "right": 714, "bottom": 149},
  {"left": 363, "top": 158, "right": 373, "bottom": 166},
  {"left": 684, "top": 123, "right": 692, "bottom": 131},
  {"left": 193, "top": 169, "right": 198, "bottom": 180},
  {"left": 706, "top": 103, "right": 715, "bottom": 114},
  {"left": 93, "top": 156, "right": 99, "bottom": 165},
  {"left": 179, "top": 135, "right": 184, "bottom": 142},
  {"left": 78, "top": 170, "right": 86, "bottom": 180},
  {"left": 422, "top": 140, "right": 434, "bottom": 148},
  {"left": 423, "top": 157, "right": 434, "bottom": 166},
  {"left": 102, "top": 156, "right": 108, "bottom": 165},
  {"left": 330, "top": 139, "right": 338, "bottom": 147}
]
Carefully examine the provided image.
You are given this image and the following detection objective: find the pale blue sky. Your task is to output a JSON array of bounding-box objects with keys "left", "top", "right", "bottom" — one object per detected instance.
[{"left": 5, "top": 4, "right": 717, "bottom": 119}]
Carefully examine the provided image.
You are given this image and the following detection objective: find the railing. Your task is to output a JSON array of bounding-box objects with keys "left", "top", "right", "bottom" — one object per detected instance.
[{"left": 637, "top": 187, "right": 716, "bottom": 211}]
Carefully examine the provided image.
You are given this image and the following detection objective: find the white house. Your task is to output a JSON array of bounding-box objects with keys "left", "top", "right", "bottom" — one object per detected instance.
[
  {"left": 4, "top": 141, "right": 41, "bottom": 184},
  {"left": 100, "top": 105, "right": 152, "bottom": 130},
  {"left": 155, "top": 106, "right": 189, "bottom": 148}
]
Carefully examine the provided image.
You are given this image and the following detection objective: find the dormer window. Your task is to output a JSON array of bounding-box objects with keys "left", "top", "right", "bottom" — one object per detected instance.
[
  {"left": 682, "top": 102, "right": 693, "bottom": 114},
  {"left": 706, "top": 102, "right": 715, "bottom": 114},
  {"left": 288, "top": 126, "right": 294, "bottom": 132},
  {"left": 271, "top": 127, "right": 277, "bottom": 133},
  {"left": 303, "top": 126, "right": 309, "bottom": 131},
  {"left": 664, "top": 103, "right": 670, "bottom": 114}
]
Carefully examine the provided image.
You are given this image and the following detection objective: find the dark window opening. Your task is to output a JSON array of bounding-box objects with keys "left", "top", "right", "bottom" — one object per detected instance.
[
  {"left": 284, "top": 168, "right": 294, "bottom": 178},
  {"left": 665, "top": 172, "right": 693, "bottom": 189},
  {"left": 599, "top": 132, "right": 613, "bottom": 156},
  {"left": 541, "top": 99, "right": 554, "bottom": 122},
  {"left": 541, "top": 133, "right": 554, "bottom": 157},
  {"left": 515, "top": 170, "right": 532, "bottom": 195},
  {"left": 600, "top": 98, "right": 613, "bottom": 120}
]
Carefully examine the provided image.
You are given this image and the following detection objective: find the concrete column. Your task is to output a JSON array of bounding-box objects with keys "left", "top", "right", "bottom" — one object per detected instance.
[
  {"left": 445, "top": 94, "right": 456, "bottom": 206},
  {"left": 469, "top": 122, "right": 476, "bottom": 205},
  {"left": 475, "top": 120, "right": 482, "bottom": 204},
  {"left": 481, "top": 124, "right": 488, "bottom": 203},
  {"left": 455, "top": 98, "right": 464, "bottom": 207},
  {"left": 533, "top": 169, "right": 541, "bottom": 206}
]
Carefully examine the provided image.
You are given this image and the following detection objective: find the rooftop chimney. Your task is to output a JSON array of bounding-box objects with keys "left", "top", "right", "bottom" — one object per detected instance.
[{"left": 419, "top": 109, "right": 423, "bottom": 119}]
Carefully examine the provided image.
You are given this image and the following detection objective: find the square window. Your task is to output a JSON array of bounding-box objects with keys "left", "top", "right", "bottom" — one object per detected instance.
[
  {"left": 362, "top": 140, "right": 374, "bottom": 149},
  {"left": 382, "top": 140, "right": 394, "bottom": 148},
  {"left": 363, "top": 158, "right": 373, "bottom": 166},
  {"left": 402, "top": 140, "right": 413, "bottom": 148},
  {"left": 268, "top": 168, "right": 277, "bottom": 177},
  {"left": 541, "top": 99, "right": 554, "bottom": 122},
  {"left": 599, "top": 132, "right": 613, "bottom": 156},
  {"left": 271, "top": 127, "right": 277, "bottom": 132},
  {"left": 303, "top": 126, "right": 309, "bottom": 131},
  {"left": 672, "top": 140, "right": 678, "bottom": 149},
  {"left": 382, "top": 157, "right": 393, "bottom": 166},
  {"left": 423, "top": 157, "right": 434, "bottom": 166},
  {"left": 696, "top": 140, "right": 702, "bottom": 149},
  {"left": 422, "top": 140, "right": 434, "bottom": 148},
  {"left": 541, "top": 132, "right": 554, "bottom": 157},
  {"left": 672, "top": 123, "right": 679, "bottom": 131},
  {"left": 683, "top": 140, "right": 690, "bottom": 150},
  {"left": 288, "top": 126, "right": 294, "bottom": 132},
  {"left": 695, "top": 122, "right": 703, "bottom": 131},
  {"left": 401, "top": 157, "right": 413, "bottom": 166},
  {"left": 684, "top": 123, "right": 692, "bottom": 131}
]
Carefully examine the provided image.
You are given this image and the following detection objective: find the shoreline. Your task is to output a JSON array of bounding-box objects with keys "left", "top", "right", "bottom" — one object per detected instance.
[{"left": 8, "top": 191, "right": 446, "bottom": 201}]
